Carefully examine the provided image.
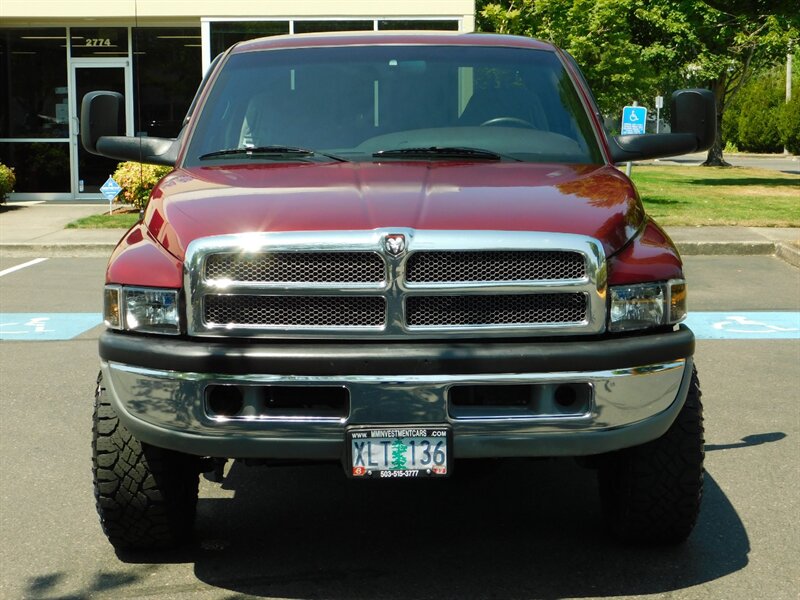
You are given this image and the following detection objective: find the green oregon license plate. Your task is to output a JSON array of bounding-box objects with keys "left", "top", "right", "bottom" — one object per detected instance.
[{"left": 347, "top": 427, "right": 451, "bottom": 478}]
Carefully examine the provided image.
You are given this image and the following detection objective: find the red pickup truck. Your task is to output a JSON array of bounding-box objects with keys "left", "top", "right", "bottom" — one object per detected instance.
[{"left": 83, "top": 32, "right": 714, "bottom": 551}]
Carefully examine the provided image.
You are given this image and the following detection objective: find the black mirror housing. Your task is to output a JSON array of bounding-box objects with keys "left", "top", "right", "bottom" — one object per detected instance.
[
  {"left": 80, "top": 91, "right": 124, "bottom": 154},
  {"left": 96, "top": 136, "right": 179, "bottom": 167},
  {"left": 80, "top": 90, "right": 178, "bottom": 167},
  {"left": 609, "top": 87, "right": 717, "bottom": 164},
  {"left": 670, "top": 88, "right": 716, "bottom": 152}
]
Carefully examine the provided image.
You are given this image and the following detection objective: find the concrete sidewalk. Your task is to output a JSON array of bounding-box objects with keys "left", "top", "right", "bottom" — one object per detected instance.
[
  {"left": 1, "top": 201, "right": 798, "bottom": 267},
  {"left": 0, "top": 202, "right": 128, "bottom": 257}
]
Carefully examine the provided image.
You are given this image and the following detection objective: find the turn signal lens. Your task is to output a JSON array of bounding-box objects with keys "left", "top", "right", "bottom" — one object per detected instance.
[
  {"left": 103, "top": 286, "right": 122, "bottom": 329},
  {"left": 668, "top": 280, "right": 688, "bottom": 323}
]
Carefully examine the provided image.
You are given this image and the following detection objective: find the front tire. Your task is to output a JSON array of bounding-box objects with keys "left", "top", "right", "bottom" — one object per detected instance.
[
  {"left": 92, "top": 374, "right": 200, "bottom": 550},
  {"left": 598, "top": 366, "right": 704, "bottom": 544}
]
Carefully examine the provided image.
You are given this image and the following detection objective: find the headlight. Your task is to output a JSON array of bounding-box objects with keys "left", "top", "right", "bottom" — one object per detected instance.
[
  {"left": 104, "top": 285, "right": 180, "bottom": 335},
  {"left": 609, "top": 279, "right": 686, "bottom": 332}
]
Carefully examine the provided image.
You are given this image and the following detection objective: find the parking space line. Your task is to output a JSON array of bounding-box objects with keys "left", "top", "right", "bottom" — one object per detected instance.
[{"left": 0, "top": 258, "right": 48, "bottom": 278}]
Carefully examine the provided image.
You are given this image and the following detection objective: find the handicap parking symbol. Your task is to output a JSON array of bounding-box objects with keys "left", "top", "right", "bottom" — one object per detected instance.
[
  {"left": 686, "top": 312, "right": 800, "bottom": 340},
  {"left": 0, "top": 316, "right": 54, "bottom": 335},
  {"left": 0, "top": 313, "right": 102, "bottom": 341}
]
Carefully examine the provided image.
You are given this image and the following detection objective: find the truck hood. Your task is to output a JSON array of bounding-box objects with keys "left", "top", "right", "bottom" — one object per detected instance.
[{"left": 143, "top": 161, "right": 644, "bottom": 259}]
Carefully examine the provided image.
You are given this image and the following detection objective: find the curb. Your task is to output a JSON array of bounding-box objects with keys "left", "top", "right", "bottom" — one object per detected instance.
[
  {"left": 674, "top": 241, "right": 776, "bottom": 256},
  {"left": 0, "top": 243, "right": 118, "bottom": 258},
  {"left": 776, "top": 242, "right": 800, "bottom": 268}
]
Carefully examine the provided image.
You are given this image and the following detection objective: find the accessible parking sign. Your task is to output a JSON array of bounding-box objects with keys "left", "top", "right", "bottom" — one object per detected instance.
[{"left": 621, "top": 105, "right": 647, "bottom": 135}]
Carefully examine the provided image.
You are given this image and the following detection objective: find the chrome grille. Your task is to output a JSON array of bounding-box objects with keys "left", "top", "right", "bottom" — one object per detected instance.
[
  {"left": 205, "top": 295, "right": 386, "bottom": 327},
  {"left": 185, "top": 230, "right": 607, "bottom": 339},
  {"left": 406, "top": 251, "right": 585, "bottom": 283},
  {"left": 406, "top": 294, "right": 587, "bottom": 327},
  {"left": 205, "top": 252, "right": 385, "bottom": 283}
]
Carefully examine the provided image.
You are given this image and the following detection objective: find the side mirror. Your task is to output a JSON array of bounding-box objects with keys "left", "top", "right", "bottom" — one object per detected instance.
[
  {"left": 80, "top": 90, "right": 178, "bottom": 167},
  {"left": 609, "top": 88, "right": 717, "bottom": 163},
  {"left": 81, "top": 91, "right": 124, "bottom": 154},
  {"left": 671, "top": 88, "right": 716, "bottom": 152}
]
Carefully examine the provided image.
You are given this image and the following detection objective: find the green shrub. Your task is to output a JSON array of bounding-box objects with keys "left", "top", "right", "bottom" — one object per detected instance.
[
  {"left": 112, "top": 162, "right": 172, "bottom": 211},
  {"left": 723, "top": 140, "right": 739, "bottom": 153},
  {"left": 736, "top": 77, "right": 784, "bottom": 153},
  {"left": 722, "top": 92, "right": 742, "bottom": 149},
  {"left": 0, "top": 163, "right": 15, "bottom": 204},
  {"left": 724, "top": 67, "right": 799, "bottom": 153},
  {"left": 779, "top": 95, "right": 800, "bottom": 155}
]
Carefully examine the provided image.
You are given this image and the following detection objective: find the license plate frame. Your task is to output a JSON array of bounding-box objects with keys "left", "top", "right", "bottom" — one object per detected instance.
[{"left": 346, "top": 426, "right": 451, "bottom": 479}]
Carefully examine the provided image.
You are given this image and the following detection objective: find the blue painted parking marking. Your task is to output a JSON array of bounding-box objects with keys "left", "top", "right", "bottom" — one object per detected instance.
[
  {"left": 686, "top": 312, "right": 800, "bottom": 340},
  {"left": 0, "top": 313, "right": 102, "bottom": 341},
  {"left": 1, "top": 311, "right": 797, "bottom": 341}
]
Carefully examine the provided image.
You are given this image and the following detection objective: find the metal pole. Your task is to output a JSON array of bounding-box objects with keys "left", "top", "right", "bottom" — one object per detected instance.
[
  {"left": 787, "top": 53, "right": 793, "bottom": 155},
  {"left": 625, "top": 101, "right": 637, "bottom": 176}
]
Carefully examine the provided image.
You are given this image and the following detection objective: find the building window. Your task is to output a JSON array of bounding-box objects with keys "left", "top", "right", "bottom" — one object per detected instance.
[
  {"left": 0, "top": 142, "right": 70, "bottom": 193},
  {"left": 0, "top": 28, "right": 71, "bottom": 193},
  {"left": 210, "top": 21, "right": 289, "bottom": 57},
  {"left": 133, "top": 28, "right": 202, "bottom": 138},
  {"left": 293, "top": 20, "right": 374, "bottom": 34},
  {"left": 0, "top": 28, "right": 69, "bottom": 139},
  {"left": 378, "top": 20, "right": 460, "bottom": 31},
  {"left": 70, "top": 27, "right": 129, "bottom": 58}
]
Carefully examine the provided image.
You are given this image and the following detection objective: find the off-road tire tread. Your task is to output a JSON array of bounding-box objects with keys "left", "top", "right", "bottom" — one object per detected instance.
[
  {"left": 92, "top": 374, "right": 200, "bottom": 550},
  {"left": 599, "top": 366, "right": 704, "bottom": 544}
]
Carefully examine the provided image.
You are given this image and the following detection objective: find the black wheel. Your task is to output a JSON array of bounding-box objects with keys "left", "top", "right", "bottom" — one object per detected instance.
[
  {"left": 92, "top": 373, "right": 200, "bottom": 550},
  {"left": 598, "top": 365, "right": 704, "bottom": 544}
]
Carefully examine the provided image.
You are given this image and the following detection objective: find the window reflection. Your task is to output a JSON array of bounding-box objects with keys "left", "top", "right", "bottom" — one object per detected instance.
[
  {"left": 293, "top": 21, "right": 373, "bottom": 34},
  {"left": 0, "top": 28, "right": 68, "bottom": 139},
  {"left": 378, "top": 20, "right": 459, "bottom": 31},
  {"left": 133, "top": 28, "right": 202, "bottom": 138},
  {"left": 0, "top": 142, "right": 70, "bottom": 193},
  {"left": 210, "top": 22, "right": 289, "bottom": 57}
]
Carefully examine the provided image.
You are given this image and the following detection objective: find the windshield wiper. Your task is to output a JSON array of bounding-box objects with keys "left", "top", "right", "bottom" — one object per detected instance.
[
  {"left": 199, "top": 145, "right": 348, "bottom": 162},
  {"left": 373, "top": 146, "right": 519, "bottom": 161}
]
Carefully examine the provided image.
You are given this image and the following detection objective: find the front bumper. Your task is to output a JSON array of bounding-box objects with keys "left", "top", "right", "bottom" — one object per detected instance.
[{"left": 99, "top": 326, "right": 695, "bottom": 459}]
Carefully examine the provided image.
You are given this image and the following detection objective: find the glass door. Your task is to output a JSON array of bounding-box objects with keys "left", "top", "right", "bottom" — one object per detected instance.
[{"left": 71, "top": 60, "right": 132, "bottom": 196}]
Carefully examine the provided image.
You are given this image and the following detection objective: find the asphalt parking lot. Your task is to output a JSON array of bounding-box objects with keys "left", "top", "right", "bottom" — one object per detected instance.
[{"left": 0, "top": 254, "right": 798, "bottom": 599}]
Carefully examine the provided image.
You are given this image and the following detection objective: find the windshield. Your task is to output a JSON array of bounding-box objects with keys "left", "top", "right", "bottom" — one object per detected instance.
[{"left": 184, "top": 45, "right": 603, "bottom": 166}]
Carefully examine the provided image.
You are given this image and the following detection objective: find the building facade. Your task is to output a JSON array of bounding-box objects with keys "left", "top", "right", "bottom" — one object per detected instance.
[{"left": 0, "top": 1, "right": 475, "bottom": 200}]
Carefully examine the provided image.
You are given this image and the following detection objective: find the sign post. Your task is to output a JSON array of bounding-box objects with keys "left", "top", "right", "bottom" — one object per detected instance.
[
  {"left": 621, "top": 102, "right": 648, "bottom": 176},
  {"left": 99, "top": 176, "right": 122, "bottom": 215},
  {"left": 655, "top": 95, "right": 664, "bottom": 134}
]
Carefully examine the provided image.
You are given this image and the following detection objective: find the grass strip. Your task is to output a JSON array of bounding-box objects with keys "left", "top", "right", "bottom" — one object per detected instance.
[
  {"left": 66, "top": 212, "right": 139, "bottom": 229},
  {"left": 631, "top": 165, "right": 799, "bottom": 227},
  {"left": 64, "top": 165, "right": 799, "bottom": 229}
]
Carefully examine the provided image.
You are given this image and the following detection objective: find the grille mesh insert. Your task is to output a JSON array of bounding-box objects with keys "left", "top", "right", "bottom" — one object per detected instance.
[
  {"left": 205, "top": 252, "right": 385, "bottom": 283},
  {"left": 405, "top": 250, "right": 585, "bottom": 283},
  {"left": 205, "top": 295, "right": 386, "bottom": 327},
  {"left": 406, "top": 294, "right": 587, "bottom": 327}
]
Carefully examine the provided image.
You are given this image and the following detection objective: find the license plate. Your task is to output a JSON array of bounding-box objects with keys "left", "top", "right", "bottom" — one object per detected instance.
[{"left": 347, "top": 427, "right": 450, "bottom": 478}]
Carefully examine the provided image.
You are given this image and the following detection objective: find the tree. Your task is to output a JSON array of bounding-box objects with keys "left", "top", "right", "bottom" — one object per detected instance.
[
  {"left": 478, "top": 0, "right": 659, "bottom": 115},
  {"left": 640, "top": 2, "right": 797, "bottom": 165},
  {"left": 477, "top": 1, "right": 799, "bottom": 165}
]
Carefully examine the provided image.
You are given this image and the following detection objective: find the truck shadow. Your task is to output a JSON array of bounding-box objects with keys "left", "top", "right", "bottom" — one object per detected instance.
[{"left": 178, "top": 458, "right": 748, "bottom": 598}]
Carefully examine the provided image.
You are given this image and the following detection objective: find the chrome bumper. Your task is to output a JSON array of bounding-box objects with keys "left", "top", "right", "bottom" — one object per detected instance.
[{"left": 101, "top": 357, "right": 693, "bottom": 460}]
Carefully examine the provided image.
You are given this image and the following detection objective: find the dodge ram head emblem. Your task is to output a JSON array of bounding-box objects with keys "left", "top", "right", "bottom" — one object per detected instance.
[{"left": 384, "top": 233, "right": 406, "bottom": 256}]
